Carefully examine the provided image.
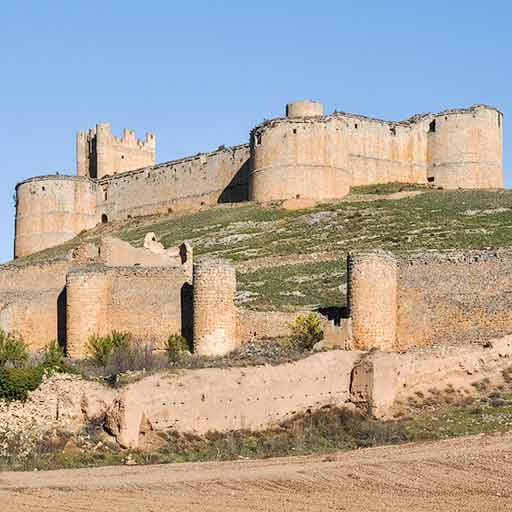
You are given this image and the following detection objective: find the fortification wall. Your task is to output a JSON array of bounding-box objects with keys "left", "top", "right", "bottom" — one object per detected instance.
[
  {"left": 193, "top": 260, "right": 238, "bottom": 356},
  {"left": 397, "top": 250, "right": 512, "bottom": 349},
  {"left": 0, "top": 259, "right": 72, "bottom": 348},
  {"left": 250, "top": 117, "right": 350, "bottom": 202},
  {"left": 0, "top": 289, "right": 63, "bottom": 351},
  {"left": 349, "top": 249, "right": 512, "bottom": 351},
  {"left": 348, "top": 251, "right": 398, "bottom": 351},
  {"left": 0, "top": 258, "right": 71, "bottom": 292},
  {"left": 66, "top": 266, "right": 190, "bottom": 358},
  {"left": 97, "top": 144, "right": 250, "bottom": 222},
  {"left": 15, "top": 176, "right": 98, "bottom": 258},
  {"left": 238, "top": 309, "right": 351, "bottom": 347},
  {"left": 105, "top": 350, "right": 361, "bottom": 448},
  {"left": 427, "top": 105, "right": 503, "bottom": 188},
  {"left": 340, "top": 113, "right": 429, "bottom": 186}
]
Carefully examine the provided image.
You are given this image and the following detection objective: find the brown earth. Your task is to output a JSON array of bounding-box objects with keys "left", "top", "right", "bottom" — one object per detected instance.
[{"left": 1, "top": 432, "right": 512, "bottom": 511}]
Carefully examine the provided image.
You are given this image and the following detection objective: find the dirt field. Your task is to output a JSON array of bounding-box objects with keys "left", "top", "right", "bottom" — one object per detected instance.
[{"left": 1, "top": 432, "right": 511, "bottom": 512}]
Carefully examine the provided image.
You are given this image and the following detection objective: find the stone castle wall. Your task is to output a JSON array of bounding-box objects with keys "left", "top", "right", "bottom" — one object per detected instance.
[
  {"left": 0, "top": 258, "right": 72, "bottom": 349},
  {"left": 66, "top": 266, "right": 191, "bottom": 358},
  {"left": 15, "top": 176, "right": 98, "bottom": 258},
  {"left": 349, "top": 249, "right": 512, "bottom": 351},
  {"left": 14, "top": 101, "right": 503, "bottom": 259},
  {"left": 193, "top": 260, "right": 238, "bottom": 356},
  {"left": 97, "top": 144, "right": 250, "bottom": 223},
  {"left": 427, "top": 106, "right": 503, "bottom": 188},
  {"left": 250, "top": 116, "right": 350, "bottom": 201}
]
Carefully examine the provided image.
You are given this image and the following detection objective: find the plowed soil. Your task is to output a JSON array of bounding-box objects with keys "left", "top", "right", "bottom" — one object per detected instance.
[{"left": 1, "top": 432, "right": 511, "bottom": 511}]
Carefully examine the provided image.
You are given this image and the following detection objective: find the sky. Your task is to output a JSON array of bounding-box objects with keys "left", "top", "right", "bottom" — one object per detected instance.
[{"left": 0, "top": 0, "right": 510, "bottom": 262}]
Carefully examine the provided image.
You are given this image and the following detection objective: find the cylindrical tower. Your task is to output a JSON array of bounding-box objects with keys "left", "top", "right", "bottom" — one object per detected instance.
[
  {"left": 15, "top": 176, "right": 98, "bottom": 258},
  {"left": 66, "top": 268, "right": 110, "bottom": 358},
  {"left": 193, "top": 259, "right": 238, "bottom": 356},
  {"left": 348, "top": 251, "right": 398, "bottom": 351},
  {"left": 427, "top": 104, "right": 503, "bottom": 189},
  {"left": 286, "top": 100, "right": 324, "bottom": 118},
  {"left": 249, "top": 103, "right": 350, "bottom": 202}
]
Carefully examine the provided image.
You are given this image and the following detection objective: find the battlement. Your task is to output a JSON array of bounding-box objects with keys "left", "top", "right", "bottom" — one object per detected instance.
[
  {"left": 13, "top": 99, "right": 504, "bottom": 258},
  {"left": 77, "top": 123, "right": 156, "bottom": 179}
]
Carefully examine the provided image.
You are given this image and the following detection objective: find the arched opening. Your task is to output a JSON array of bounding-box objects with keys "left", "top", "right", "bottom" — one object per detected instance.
[{"left": 101, "top": 214, "right": 108, "bottom": 224}]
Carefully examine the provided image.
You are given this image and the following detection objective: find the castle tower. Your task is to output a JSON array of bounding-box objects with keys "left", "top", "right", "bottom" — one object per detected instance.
[
  {"left": 249, "top": 101, "right": 351, "bottom": 202},
  {"left": 427, "top": 105, "right": 503, "bottom": 189},
  {"left": 193, "top": 259, "right": 238, "bottom": 356},
  {"left": 14, "top": 176, "right": 98, "bottom": 258},
  {"left": 348, "top": 251, "right": 398, "bottom": 351},
  {"left": 76, "top": 123, "right": 156, "bottom": 179}
]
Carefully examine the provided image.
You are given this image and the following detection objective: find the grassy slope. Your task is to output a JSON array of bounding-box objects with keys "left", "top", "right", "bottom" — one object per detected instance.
[{"left": 16, "top": 184, "right": 512, "bottom": 311}]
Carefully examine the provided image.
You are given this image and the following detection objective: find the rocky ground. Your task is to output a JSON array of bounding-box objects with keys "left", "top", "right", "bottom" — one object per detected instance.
[{"left": 1, "top": 431, "right": 511, "bottom": 511}]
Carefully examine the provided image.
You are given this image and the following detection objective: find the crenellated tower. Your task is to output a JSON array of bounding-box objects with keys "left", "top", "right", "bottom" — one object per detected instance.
[{"left": 77, "top": 123, "right": 156, "bottom": 179}]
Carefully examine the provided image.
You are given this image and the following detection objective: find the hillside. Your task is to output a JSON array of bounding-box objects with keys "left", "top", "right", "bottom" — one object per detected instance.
[{"left": 15, "top": 184, "right": 512, "bottom": 312}]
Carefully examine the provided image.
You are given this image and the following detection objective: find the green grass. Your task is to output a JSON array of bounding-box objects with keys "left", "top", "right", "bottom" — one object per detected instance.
[{"left": 13, "top": 188, "right": 512, "bottom": 311}]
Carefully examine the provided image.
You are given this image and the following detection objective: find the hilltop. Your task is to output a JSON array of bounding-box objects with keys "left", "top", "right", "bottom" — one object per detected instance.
[{"left": 14, "top": 184, "right": 512, "bottom": 312}]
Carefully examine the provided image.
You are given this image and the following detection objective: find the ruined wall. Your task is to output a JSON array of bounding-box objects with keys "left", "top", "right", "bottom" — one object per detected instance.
[
  {"left": 97, "top": 144, "right": 250, "bottom": 222},
  {"left": 349, "top": 249, "right": 512, "bottom": 351},
  {"left": 66, "top": 266, "right": 190, "bottom": 358},
  {"left": 105, "top": 350, "right": 361, "bottom": 448},
  {"left": 350, "top": 335, "right": 512, "bottom": 419},
  {"left": 77, "top": 124, "right": 155, "bottom": 179},
  {"left": 15, "top": 176, "right": 98, "bottom": 258},
  {"left": 427, "top": 105, "right": 503, "bottom": 188}
]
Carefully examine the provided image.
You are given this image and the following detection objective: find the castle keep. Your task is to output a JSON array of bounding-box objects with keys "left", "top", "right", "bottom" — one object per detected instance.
[{"left": 14, "top": 101, "right": 503, "bottom": 258}]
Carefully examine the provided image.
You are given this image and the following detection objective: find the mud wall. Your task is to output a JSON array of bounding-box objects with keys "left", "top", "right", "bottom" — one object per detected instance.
[
  {"left": 351, "top": 335, "right": 512, "bottom": 418},
  {"left": 105, "top": 350, "right": 362, "bottom": 448}
]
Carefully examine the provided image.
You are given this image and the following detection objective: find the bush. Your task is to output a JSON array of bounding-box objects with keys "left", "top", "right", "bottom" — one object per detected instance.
[
  {"left": 165, "top": 334, "right": 190, "bottom": 363},
  {"left": 103, "top": 341, "right": 167, "bottom": 376},
  {"left": 0, "top": 366, "right": 45, "bottom": 401},
  {"left": 42, "top": 340, "right": 66, "bottom": 370},
  {"left": 0, "top": 330, "right": 28, "bottom": 368},
  {"left": 85, "top": 331, "right": 132, "bottom": 366},
  {"left": 288, "top": 313, "right": 324, "bottom": 352}
]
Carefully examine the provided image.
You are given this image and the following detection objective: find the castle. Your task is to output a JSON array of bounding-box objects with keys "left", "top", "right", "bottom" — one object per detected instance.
[
  {"left": 14, "top": 100, "right": 503, "bottom": 258},
  {"left": 4, "top": 101, "right": 512, "bottom": 446}
]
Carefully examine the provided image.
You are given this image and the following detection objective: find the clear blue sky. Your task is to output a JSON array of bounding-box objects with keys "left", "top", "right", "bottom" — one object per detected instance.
[{"left": 1, "top": 1, "right": 510, "bottom": 262}]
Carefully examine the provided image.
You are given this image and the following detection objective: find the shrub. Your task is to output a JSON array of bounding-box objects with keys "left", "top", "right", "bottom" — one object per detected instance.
[
  {"left": 85, "top": 331, "right": 132, "bottom": 366},
  {"left": 42, "top": 340, "right": 66, "bottom": 370},
  {"left": 165, "top": 334, "right": 190, "bottom": 363},
  {"left": 0, "top": 330, "right": 28, "bottom": 368},
  {"left": 104, "top": 341, "right": 167, "bottom": 376},
  {"left": 0, "top": 366, "right": 45, "bottom": 401},
  {"left": 288, "top": 313, "right": 324, "bottom": 352}
]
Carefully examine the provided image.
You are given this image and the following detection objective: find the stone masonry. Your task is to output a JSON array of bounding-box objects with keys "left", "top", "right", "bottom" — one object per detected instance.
[{"left": 14, "top": 100, "right": 503, "bottom": 258}]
